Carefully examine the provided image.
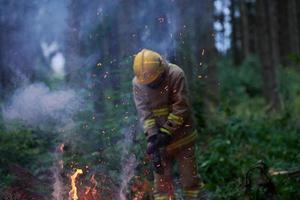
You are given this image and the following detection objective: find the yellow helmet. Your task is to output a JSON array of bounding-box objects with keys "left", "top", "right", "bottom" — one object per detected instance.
[{"left": 133, "top": 49, "right": 165, "bottom": 85}]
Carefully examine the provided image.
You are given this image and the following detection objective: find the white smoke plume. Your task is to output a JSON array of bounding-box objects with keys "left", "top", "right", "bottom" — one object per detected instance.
[
  {"left": 2, "top": 83, "right": 82, "bottom": 130},
  {"left": 118, "top": 128, "right": 138, "bottom": 200},
  {"left": 1, "top": 83, "right": 84, "bottom": 200}
]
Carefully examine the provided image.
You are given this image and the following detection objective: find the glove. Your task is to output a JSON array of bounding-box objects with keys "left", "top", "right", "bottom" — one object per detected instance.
[
  {"left": 146, "top": 129, "right": 172, "bottom": 175},
  {"left": 146, "top": 129, "right": 172, "bottom": 155}
]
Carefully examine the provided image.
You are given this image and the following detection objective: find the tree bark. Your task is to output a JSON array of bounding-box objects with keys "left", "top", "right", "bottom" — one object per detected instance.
[
  {"left": 268, "top": 0, "right": 280, "bottom": 67},
  {"left": 240, "top": 0, "right": 250, "bottom": 58},
  {"left": 174, "top": 0, "right": 194, "bottom": 79},
  {"left": 65, "top": 1, "right": 84, "bottom": 87},
  {"left": 199, "top": 0, "right": 219, "bottom": 110},
  {"left": 109, "top": 12, "right": 121, "bottom": 105},
  {"left": 287, "top": 0, "right": 300, "bottom": 55},
  {"left": 277, "top": 0, "right": 289, "bottom": 65},
  {"left": 256, "top": 0, "right": 281, "bottom": 111},
  {"left": 230, "top": 0, "right": 240, "bottom": 65}
]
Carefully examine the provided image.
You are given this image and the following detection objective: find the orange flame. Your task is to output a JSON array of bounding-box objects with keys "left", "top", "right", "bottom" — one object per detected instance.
[
  {"left": 69, "top": 169, "right": 83, "bottom": 200},
  {"left": 90, "top": 174, "right": 98, "bottom": 197},
  {"left": 84, "top": 174, "right": 100, "bottom": 200},
  {"left": 131, "top": 179, "right": 152, "bottom": 200}
]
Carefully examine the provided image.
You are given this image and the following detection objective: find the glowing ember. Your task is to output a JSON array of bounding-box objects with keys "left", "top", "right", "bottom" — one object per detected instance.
[{"left": 69, "top": 169, "right": 83, "bottom": 200}]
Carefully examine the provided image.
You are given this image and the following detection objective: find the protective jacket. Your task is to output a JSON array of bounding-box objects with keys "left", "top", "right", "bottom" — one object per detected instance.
[{"left": 133, "top": 63, "right": 197, "bottom": 151}]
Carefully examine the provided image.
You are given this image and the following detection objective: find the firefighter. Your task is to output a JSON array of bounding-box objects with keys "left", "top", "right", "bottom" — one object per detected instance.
[{"left": 132, "top": 49, "right": 208, "bottom": 200}]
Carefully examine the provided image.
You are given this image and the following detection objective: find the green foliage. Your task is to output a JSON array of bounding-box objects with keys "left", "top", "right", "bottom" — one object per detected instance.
[
  {"left": 278, "top": 67, "right": 300, "bottom": 126},
  {"left": 196, "top": 113, "right": 300, "bottom": 199},
  {"left": 288, "top": 53, "right": 300, "bottom": 66},
  {"left": 193, "top": 57, "right": 300, "bottom": 199},
  {"left": 218, "top": 56, "right": 262, "bottom": 104},
  {"left": 0, "top": 123, "right": 52, "bottom": 189}
]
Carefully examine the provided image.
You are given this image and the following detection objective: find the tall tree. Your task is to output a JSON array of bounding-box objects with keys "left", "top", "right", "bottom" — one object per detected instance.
[
  {"left": 256, "top": 0, "right": 281, "bottom": 111},
  {"left": 65, "top": 1, "right": 84, "bottom": 87},
  {"left": 287, "top": 0, "right": 300, "bottom": 55},
  {"left": 173, "top": 0, "right": 194, "bottom": 79},
  {"left": 240, "top": 0, "right": 250, "bottom": 58},
  {"left": 0, "top": 1, "right": 39, "bottom": 96},
  {"left": 277, "top": 0, "right": 289, "bottom": 65},
  {"left": 196, "top": 0, "right": 219, "bottom": 112},
  {"left": 230, "top": 0, "right": 240, "bottom": 65}
]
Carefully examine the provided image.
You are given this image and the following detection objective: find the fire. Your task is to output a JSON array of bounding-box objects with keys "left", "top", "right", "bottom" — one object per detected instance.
[
  {"left": 90, "top": 174, "right": 98, "bottom": 197},
  {"left": 131, "top": 178, "right": 152, "bottom": 200},
  {"left": 83, "top": 174, "right": 100, "bottom": 200},
  {"left": 69, "top": 169, "right": 83, "bottom": 200},
  {"left": 67, "top": 168, "right": 149, "bottom": 200},
  {"left": 133, "top": 191, "right": 144, "bottom": 200}
]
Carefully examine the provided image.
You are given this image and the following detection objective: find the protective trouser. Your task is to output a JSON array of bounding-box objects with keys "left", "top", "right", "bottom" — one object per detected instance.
[{"left": 153, "top": 143, "right": 204, "bottom": 200}]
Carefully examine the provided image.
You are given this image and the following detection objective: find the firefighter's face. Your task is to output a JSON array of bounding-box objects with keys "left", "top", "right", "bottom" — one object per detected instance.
[{"left": 147, "top": 71, "right": 166, "bottom": 89}]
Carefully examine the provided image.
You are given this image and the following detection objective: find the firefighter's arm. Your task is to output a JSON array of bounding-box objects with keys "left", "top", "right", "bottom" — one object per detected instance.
[
  {"left": 162, "top": 71, "right": 190, "bottom": 134},
  {"left": 133, "top": 82, "right": 159, "bottom": 139}
]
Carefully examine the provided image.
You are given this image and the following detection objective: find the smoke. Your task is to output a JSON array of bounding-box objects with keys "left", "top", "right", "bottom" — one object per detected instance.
[
  {"left": 119, "top": 154, "right": 137, "bottom": 200},
  {"left": 2, "top": 83, "right": 82, "bottom": 130},
  {"left": 41, "top": 41, "right": 66, "bottom": 78},
  {"left": 134, "top": 1, "right": 180, "bottom": 57},
  {"left": 52, "top": 143, "right": 65, "bottom": 200},
  {"left": 1, "top": 82, "right": 85, "bottom": 199},
  {"left": 52, "top": 167, "right": 64, "bottom": 200},
  {"left": 0, "top": 0, "right": 69, "bottom": 87},
  {"left": 118, "top": 127, "right": 138, "bottom": 200}
]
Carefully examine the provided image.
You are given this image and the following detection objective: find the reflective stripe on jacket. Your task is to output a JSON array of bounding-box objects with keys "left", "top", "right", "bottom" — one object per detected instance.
[{"left": 133, "top": 63, "right": 197, "bottom": 147}]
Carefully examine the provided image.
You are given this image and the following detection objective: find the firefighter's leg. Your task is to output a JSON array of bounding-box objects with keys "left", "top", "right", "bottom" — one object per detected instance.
[
  {"left": 153, "top": 150, "right": 175, "bottom": 200},
  {"left": 177, "top": 144, "right": 206, "bottom": 200}
]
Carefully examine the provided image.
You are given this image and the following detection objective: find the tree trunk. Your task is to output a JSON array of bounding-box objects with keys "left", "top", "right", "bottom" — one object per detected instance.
[
  {"left": 199, "top": 0, "right": 219, "bottom": 111},
  {"left": 65, "top": 1, "right": 83, "bottom": 87},
  {"left": 277, "top": 0, "right": 289, "bottom": 65},
  {"left": 287, "top": 0, "right": 300, "bottom": 55},
  {"left": 256, "top": 0, "right": 281, "bottom": 111},
  {"left": 230, "top": 0, "right": 240, "bottom": 65},
  {"left": 240, "top": 0, "right": 250, "bottom": 58},
  {"left": 174, "top": 0, "right": 194, "bottom": 80},
  {"left": 298, "top": 1, "right": 300, "bottom": 52},
  {"left": 109, "top": 13, "right": 121, "bottom": 105},
  {"left": 268, "top": 0, "right": 280, "bottom": 67}
]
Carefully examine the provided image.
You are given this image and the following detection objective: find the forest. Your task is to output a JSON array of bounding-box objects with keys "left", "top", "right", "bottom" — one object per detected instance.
[{"left": 0, "top": 0, "right": 300, "bottom": 199}]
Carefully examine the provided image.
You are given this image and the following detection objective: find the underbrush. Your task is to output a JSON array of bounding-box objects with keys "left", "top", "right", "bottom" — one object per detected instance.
[
  {"left": 197, "top": 113, "right": 300, "bottom": 199},
  {"left": 195, "top": 57, "right": 300, "bottom": 199}
]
